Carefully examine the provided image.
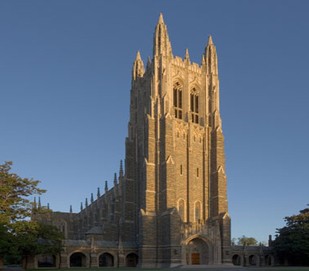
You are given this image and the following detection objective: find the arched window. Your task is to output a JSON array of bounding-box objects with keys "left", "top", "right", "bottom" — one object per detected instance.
[
  {"left": 195, "top": 201, "right": 201, "bottom": 222},
  {"left": 173, "top": 82, "right": 183, "bottom": 119},
  {"left": 178, "top": 199, "right": 185, "bottom": 221},
  {"left": 190, "top": 88, "right": 199, "bottom": 124}
]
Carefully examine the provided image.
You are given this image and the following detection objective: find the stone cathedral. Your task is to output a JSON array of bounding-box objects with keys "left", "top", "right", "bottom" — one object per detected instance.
[{"left": 33, "top": 14, "right": 233, "bottom": 268}]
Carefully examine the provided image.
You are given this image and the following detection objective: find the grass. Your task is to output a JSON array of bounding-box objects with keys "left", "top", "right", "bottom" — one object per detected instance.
[{"left": 25, "top": 267, "right": 309, "bottom": 271}]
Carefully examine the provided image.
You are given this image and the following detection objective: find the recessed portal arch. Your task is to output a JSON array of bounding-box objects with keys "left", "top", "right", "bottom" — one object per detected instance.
[{"left": 185, "top": 237, "right": 211, "bottom": 265}]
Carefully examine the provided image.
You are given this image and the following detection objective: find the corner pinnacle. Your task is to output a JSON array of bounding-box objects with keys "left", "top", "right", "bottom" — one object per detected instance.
[
  {"left": 136, "top": 51, "right": 142, "bottom": 61},
  {"left": 208, "top": 35, "right": 214, "bottom": 45},
  {"left": 158, "top": 13, "right": 164, "bottom": 24},
  {"left": 185, "top": 48, "right": 190, "bottom": 61}
]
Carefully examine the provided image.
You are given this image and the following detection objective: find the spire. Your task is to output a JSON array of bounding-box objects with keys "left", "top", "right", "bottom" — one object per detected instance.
[
  {"left": 105, "top": 180, "right": 108, "bottom": 192},
  {"left": 136, "top": 50, "right": 142, "bottom": 60},
  {"left": 208, "top": 35, "right": 214, "bottom": 45},
  {"left": 184, "top": 48, "right": 190, "bottom": 63},
  {"left": 47, "top": 203, "right": 50, "bottom": 210},
  {"left": 153, "top": 13, "right": 173, "bottom": 57},
  {"left": 119, "top": 160, "right": 123, "bottom": 177},
  {"left": 158, "top": 12, "right": 164, "bottom": 24},
  {"left": 205, "top": 35, "right": 218, "bottom": 75},
  {"left": 91, "top": 193, "right": 94, "bottom": 203},
  {"left": 85, "top": 198, "right": 88, "bottom": 208},
  {"left": 132, "top": 51, "right": 145, "bottom": 80},
  {"left": 97, "top": 187, "right": 101, "bottom": 198},
  {"left": 80, "top": 202, "right": 83, "bottom": 211},
  {"left": 33, "top": 197, "right": 37, "bottom": 209},
  {"left": 114, "top": 173, "right": 117, "bottom": 186},
  {"left": 70, "top": 205, "right": 72, "bottom": 213}
]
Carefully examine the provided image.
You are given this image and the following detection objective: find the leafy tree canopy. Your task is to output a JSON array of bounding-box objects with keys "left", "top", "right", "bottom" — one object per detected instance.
[
  {"left": 272, "top": 206, "right": 309, "bottom": 266},
  {"left": 12, "top": 221, "right": 64, "bottom": 256},
  {"left": 0, "top": 161, "right": 45, "bottom": 224},
  {"left": 0, "top": 161, "right": 63, "bottom": 267}
]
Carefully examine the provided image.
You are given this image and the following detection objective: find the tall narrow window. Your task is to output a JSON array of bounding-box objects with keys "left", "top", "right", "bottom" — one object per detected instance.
[
  {"left": 195, "top": 201, "right": 201, "bottom": 222},
  {"left": 173, "top": 82, "right": 183, "bottom": 119},
  {"left": 190, "top": 88, "right": 199, "bottom": 124},
  {"left": 178, "top": 199, "right": 185, "bottom": 221}
]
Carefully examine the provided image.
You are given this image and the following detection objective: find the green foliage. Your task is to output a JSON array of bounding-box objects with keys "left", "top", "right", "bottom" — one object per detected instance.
[
  {"left": 12, "top": 221, "right": 64, "bottom": 257},
  {"left": 0, "top": 162, "right": 63, "bottom": 266},
  {"left": 273, "top": 206, "right": 309, "bottom": 266},
  {"left": 0, "top": 161, "right": 45, "bottom": 224},
  {"left": 235, "top": 235, "right": 258, "bottom": 246},
  {"left": 2, "top": 221, "right": 64, "bottom": 265},
  {"left": 0, "top": 224, "right": 12, "bottom": 257}
]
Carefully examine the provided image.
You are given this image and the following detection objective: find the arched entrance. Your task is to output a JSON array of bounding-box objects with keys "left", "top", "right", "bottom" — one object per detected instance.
[
  {"left": 70, "top": 252, "right": 87, "bottom": 267},
  {"left": 99, "top": 253, "right": 114, "bottom": 267},
  {"left": 186, "top": 238, "right": 210, "bottom": 265},
  {"left": 232, "top": 254, "right": 241, "bottom": 266},
  {"left": 249, "top": 255, "right": 257, "bottom": 266},
  {"left": 126, "top": 253, "right": 138, "bottom": 267}
]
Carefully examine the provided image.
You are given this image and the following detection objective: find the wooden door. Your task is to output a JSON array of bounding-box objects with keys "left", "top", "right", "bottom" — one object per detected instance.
[{"left": 191, "top": 253, "right": 200, "bottom": 265}]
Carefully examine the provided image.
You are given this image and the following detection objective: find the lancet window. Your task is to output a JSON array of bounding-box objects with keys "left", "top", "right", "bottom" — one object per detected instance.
[
  {"left": 173, "top": 82, "right": 183, "bottom": 119},
  {"left": 190, "top": 88, "right": 199, "bottom": 124},
  {"left": 178, "top": 199, "right": 185, "bottom": 221},
  {"left": 195, "top": 201, "right": 201, "bottom": 222}
]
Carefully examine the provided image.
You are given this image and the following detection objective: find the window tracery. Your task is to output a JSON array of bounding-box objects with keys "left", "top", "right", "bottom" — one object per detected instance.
[
  {"left": 190, "top": 88, "right": 199, "bottom": 124},
  {"left": 173, "top": 82, "right": 183, "bottom": 119}
]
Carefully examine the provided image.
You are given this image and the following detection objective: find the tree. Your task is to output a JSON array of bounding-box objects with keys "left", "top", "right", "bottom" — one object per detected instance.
[
  {"left": 0, "top": 161, "right": 58, "bottom": 268},
  {"left": 12, "top": 221, "right": 64, "bottom": 269},
  {"left": 0, "top": 161, "right": 45, "bottom": 224},
  {"left": 272, "top": 206, "right": 309, "bottom": 266},
  {"left": 235, "top": 235, "right": 258, "bottom": 246}
]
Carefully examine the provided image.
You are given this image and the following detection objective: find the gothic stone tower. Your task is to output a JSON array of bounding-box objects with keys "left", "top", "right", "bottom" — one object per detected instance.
[{"left": 126, "top": 14, "right": 231, "bottom": 267}]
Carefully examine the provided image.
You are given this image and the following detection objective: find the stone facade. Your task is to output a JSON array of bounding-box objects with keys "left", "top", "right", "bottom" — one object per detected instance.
[{"left": 33, "top": 14, "right": 233, "bottom": 268}]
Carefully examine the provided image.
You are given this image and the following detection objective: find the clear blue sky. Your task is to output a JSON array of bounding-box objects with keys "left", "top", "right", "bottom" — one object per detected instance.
[{"left": 1, "top": 0, "right": 308, "bottom": 243}]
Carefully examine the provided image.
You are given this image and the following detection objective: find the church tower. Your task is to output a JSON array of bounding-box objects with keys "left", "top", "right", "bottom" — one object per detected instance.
[
  {"left": 31, "top": 14, "right": 231, "bottom": 269},
  {"left": 126, "top": 14, "right": 231, "bottom": 267}
]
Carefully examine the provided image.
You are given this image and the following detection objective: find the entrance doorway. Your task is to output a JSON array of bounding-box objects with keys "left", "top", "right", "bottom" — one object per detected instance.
[
  {"left": 70, "top": 252, "right": 86, "bottom": 267},
  {"left": 186, "top": 238, "right": 210, "bottom": 265},
  {"left": 126, "top": 253, "right": 138, "bottom": 267},
  {"left": 99, "top": 253, "right": 114, "bottom": 267},
  {"left": 191, "top": 253, "right": 200, "bottom": 264}
]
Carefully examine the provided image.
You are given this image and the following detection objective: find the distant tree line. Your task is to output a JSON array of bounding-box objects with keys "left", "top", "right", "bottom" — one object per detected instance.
[{"left": 232, "top": 236, "right": 258, "bottom": 246}]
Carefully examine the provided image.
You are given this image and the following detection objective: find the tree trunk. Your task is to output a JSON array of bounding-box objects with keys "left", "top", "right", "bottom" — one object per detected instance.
[
  {"left": 58, "top": 253, "right": 61, "bottom": 269},
  {"left": 22, "top": 256, "right": 28, "bottom": 270},
  {"left": 0, "top": 257, "right": 4, "bottom": 271}
]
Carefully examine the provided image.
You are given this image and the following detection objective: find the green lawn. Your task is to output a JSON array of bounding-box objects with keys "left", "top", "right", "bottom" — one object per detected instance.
[{"left": 24, "top": 267, "right": 309, "bottom": 271}]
